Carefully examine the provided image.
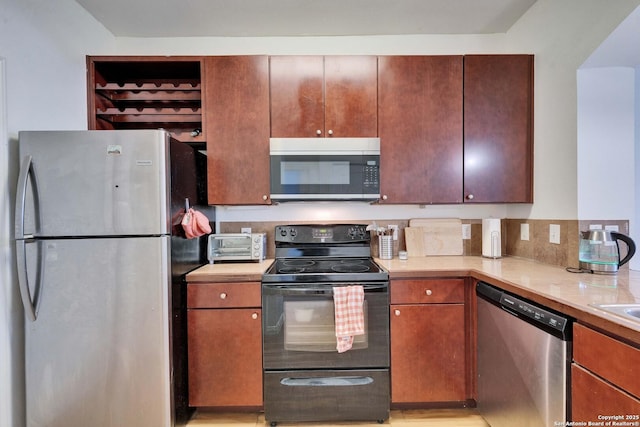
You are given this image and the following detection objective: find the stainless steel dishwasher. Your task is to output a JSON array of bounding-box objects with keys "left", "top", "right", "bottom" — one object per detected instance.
[{"left": 476, "top": 281, "right": 572, "bottom": 427}]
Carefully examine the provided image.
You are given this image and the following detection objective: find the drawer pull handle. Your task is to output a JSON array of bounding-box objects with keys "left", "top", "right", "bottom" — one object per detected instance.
[
  {"left": 394, "top": 309, "right": 401, "bottom": 316},
  {"left": 252, "top": 312, "right": 258, "bottom": 320},
  {"left": 425, "top": 289, "right": 432, "bottom": 296},
  {"left": 219, "top": 292, "right": 227, "bottom": 299}
]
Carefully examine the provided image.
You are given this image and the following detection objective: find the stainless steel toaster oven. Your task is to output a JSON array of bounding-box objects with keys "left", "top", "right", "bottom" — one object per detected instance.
[{"left": 207, "top": 233, "right": 267, "bottom": 263}]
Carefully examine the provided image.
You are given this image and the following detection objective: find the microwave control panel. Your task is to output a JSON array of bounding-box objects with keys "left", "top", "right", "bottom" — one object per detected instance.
[{"left": 364, "top": 161, "right": 379, "bottom": 188}]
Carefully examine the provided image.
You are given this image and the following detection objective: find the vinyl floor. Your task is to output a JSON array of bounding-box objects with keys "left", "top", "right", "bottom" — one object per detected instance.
[{"left": 187, "top": 409, "right": 490, "bottom": 426}]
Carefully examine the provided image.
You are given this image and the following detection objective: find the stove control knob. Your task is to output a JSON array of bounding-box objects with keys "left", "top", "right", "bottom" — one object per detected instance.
[
  {"left": 280, "top": 228, "right": 288, "bottom": 237},
  {"left": 289, "top": 228, "right": 297, "bottom": 238}
]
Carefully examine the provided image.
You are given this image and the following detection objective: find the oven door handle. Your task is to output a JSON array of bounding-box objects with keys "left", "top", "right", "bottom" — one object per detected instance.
[{"left": 263, "top": 283, "right": 387, "bottom": 295}]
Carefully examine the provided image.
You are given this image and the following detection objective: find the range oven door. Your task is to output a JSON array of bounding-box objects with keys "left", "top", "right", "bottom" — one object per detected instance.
[{"left": 262, "top": 282, "right": 389, "bottom": 370}]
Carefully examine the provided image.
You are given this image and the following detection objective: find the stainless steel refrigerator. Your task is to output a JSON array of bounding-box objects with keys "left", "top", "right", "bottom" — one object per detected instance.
[{"left": 14, "top": 130, "right": 211, "bottom": 427}]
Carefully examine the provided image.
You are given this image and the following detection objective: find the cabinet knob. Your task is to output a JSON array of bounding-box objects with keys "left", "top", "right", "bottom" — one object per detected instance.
[
  {"left": 251, "top": 312, "right": 258, "bottom": 320},
  {"left": 382, "top": 195, "right": 388, "bottom": 201},
  {"left": 327, "top": 129, "right": 333, "bottom": 136},
  {"left": 425, "top": 289, "right": 432, "bottom": 296},
  {"left": 394, "top": 309, "right": 401, "bottom": 316},
  {"left": 316, "top": 129, "right": 322, "bottom": 135},
  {"left": 466, "top": 194, "right": 474, "bottom": 200},
  {"left": 262, "top": 194, "right": 268, "bottom": 201},
  {"left": 219, "top": 292, "right": 227, "bottom": 300}
]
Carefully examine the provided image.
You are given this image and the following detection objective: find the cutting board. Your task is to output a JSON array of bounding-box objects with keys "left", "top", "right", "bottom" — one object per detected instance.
[{"left": 405, "top": 218, "right": 463, "bottom": 256}]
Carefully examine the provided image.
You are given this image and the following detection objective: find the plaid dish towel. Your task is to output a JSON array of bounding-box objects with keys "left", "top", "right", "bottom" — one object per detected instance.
[{"left": 333, "top": 285, "right": 365, "bottom": 353}]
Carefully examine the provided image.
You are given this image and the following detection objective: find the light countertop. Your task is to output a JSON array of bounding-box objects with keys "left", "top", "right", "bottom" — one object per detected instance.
[
  {"left": 187, "top": 256, "right": 640, "bottom": 343},
  {"left": 186, "top": 259, "right": 275, "bottom": 283},
  {"left": 376, "top": 256, "right": 640, "bottom": 342}
]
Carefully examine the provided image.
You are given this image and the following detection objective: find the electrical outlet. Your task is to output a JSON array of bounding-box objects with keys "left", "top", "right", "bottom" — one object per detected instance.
[
  {"left": 462, "top": 224, "right": 471, "bottom": 240},
  {"left": 241, "top": 227, "right": 252, "bottom": 234},
  {"left": 520, "top": 223, "right": 529, "bottom": 241},
  {"left": 605, "top": 225, "right": 619, "bottom": 232},
  {"left": 388, "top": 225, "right": 399, "bottom": 240},
  {"left": 549, "top": 224, "right": 561, "bottom": 244}
]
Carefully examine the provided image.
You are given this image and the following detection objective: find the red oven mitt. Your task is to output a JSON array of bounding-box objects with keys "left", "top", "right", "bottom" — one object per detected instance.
[{"left": 181, "top": 208, "right": 212, "bottom": 239}]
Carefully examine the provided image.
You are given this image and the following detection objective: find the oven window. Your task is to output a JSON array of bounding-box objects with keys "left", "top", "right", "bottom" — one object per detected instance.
[
  {"left": 280, "top": 161, "right": 351, "bottom": 185},
  {"left": 262, "top": 283, "right": 389, "bottom": 370},
  {"left": 284, "top": 300, "right": 368, "bottom": 352}
]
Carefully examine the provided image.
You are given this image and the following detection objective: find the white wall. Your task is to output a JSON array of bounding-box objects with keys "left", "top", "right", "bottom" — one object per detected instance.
[
  {"left": 0, "top": 1, "right": 114, "bottom": 426},
  {"left": 576, "top": 67, "right": 638, "bottom": 267},
  {"left": 636, "top": 67, "right": 640, "bottom": 270},
  {"left": 0, "top": 57, "right": 18, "bottom": 427},
  {"left": 577, "top": 67, "right": 636, "bottom": 221}
]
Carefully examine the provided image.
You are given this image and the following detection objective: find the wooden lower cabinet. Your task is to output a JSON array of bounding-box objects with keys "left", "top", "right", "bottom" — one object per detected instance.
[
  {"left": 187, "top": 282, "right": 263, "bottom": 408},
  {"left": 391, "top": 303, "right": 466, "bottom": 403},
  {"left": 390, "top": 278, "right": 469, "bottom": 404},
  {"left": 572, "top": 364, "right": 640, "bottom": 421},
  {"left": 571, "top": 323, "right": 640, "bottom": 422}
]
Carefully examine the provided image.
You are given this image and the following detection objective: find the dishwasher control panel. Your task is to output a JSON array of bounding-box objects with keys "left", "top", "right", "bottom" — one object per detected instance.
[{"left": 500, "top": 294, "right": 568, "bottom": 333}]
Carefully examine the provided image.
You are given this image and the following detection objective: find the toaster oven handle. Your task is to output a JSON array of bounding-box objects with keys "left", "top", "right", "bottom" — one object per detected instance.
[{"left": 263, "top": 283, "right": 387, "bottom": 295}]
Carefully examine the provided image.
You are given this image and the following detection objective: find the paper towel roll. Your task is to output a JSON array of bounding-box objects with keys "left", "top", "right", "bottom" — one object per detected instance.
[{"left": 482, "top": 218, "right": 502, "bottom": 258}]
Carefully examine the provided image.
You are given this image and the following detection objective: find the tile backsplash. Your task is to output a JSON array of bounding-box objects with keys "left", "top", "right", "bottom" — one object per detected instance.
[{"left": 219, "top": 218, "right": 631, "bottom": 269}]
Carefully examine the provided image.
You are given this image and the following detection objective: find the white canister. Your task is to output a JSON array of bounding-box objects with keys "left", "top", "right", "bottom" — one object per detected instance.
[{"left": 482, "top": 218, "right": 502, "bottom": 258}]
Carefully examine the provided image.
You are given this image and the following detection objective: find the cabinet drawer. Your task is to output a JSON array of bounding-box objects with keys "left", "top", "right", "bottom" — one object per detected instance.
[
  {"left": 572, "top": 364, "right": 640, "bottom": 421},
  {"left": 574, "top": 323, "right": 640, "bottom": 398},
  {"left": 187, "top": 282, "right": 261, "bottom": 308},
  {"left": 391, "top": 279, "right": 465, "bottom": 304}
]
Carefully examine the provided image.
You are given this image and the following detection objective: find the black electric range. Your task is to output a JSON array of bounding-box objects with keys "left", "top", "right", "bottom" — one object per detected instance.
[{"left": 262, "top": 224, "right": 388, "bottom": 283}]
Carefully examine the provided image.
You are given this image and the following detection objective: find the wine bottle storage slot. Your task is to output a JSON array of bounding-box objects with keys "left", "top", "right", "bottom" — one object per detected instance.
[{"left": 89, "top": 58, "right": 204, "bottom": 144}]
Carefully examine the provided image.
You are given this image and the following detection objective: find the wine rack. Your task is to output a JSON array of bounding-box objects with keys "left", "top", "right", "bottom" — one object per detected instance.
[{"left": 88, "top": 57, "right": 204, "bottom": 143}]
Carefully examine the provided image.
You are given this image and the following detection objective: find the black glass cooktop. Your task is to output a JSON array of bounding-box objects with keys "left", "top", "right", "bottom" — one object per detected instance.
[{"left": 263, "top": 257, "right": 388, "bottom": 283}]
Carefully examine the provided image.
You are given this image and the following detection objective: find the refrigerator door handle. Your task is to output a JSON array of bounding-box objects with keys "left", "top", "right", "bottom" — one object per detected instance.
[
  {"left": 15, "top": 155, "right": 42, "bottom": 321},
  {"left": 15, "top": 239, "right": 40, "bottom": 321}
]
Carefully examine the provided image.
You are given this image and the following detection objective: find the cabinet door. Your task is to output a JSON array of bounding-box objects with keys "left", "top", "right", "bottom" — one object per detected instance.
[
  {"left": 270, "top": 56, "right": 324, "bottom": 137},
  {"left": 463, "top": 55, "right": 533, "bottom": 203},
  {"left": 390, "top": 303, "right": 466, "bottom": 403},
  {"left": 572, "top": 364, "right": 640, "bottom": 422},
  {"left": 188, "top": 308, "right": 263, "bottom": 407},
  {"left": 378, "top": 56, "right": 463, "bottom": 204},
  {"left": 205, "top": 56, "right": 271, "bottom": 205},
  {"left": 324, "top": 56, "right": 378, "bottom": 137}
]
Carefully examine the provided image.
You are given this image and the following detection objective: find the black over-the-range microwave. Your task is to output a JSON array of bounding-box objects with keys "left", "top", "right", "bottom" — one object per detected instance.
[{"left": 269, "top": 138, "right": 381, "bottom": 202}]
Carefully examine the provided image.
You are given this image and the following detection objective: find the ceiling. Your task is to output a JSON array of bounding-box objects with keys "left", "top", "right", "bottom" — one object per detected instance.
[
  {"left": 74, "top": 0, "right": 639, "bottom": 67},
  {"left": 74, "top": 0, "right": 537, "bottom": 37}
]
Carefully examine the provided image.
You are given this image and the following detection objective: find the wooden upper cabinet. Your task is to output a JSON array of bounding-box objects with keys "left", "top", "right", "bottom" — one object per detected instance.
[
  {"left": 324, "top": 56, "right": 378, "bottom": 137},
  {"left": 270, "top": 56, "right": 378, "bottom": 138},
  {"left": 204, "top": 56, "right": 271, "bottom": 205},
  {"left": 463, "top": 55, "right": 534, "bottom": 203},
  {"left": 378, "top": 56, "right": 463, "bottom": 204}
]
